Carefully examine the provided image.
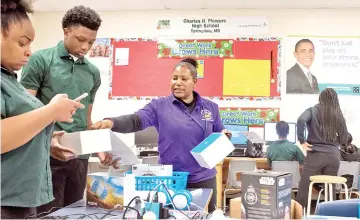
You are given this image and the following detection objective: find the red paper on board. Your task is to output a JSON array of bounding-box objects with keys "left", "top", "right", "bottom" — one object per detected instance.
[{"left": 110, "top": 38, "right": 279, "bottom": 99}]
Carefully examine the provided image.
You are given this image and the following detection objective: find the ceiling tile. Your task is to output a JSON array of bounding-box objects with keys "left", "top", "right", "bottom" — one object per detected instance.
[
  {"left": 162, "top": 0, "right": 205, "bottom": 9},
  {"left": 34, "top": 0, "right": 165, "bottom": 11},
  {"left": 33, "top": 0, "right": 360, "bottom": 11}
]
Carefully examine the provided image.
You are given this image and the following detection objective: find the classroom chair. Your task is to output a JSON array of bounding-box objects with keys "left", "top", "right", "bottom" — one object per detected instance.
[
  {"left": 306, "top": 175, "right": 349, "bottom": 216},
  {"left": 337, "top": 161, "right": 360, "bottom": 198},
  {"left": 272, "top": 161, "right": 301, "bottom": 189},
  {"left": 223, "top": 160, "right": 257, "bottom": 213},
  {"left": 314, "top": 199, "right": 360, "bottom": 218}
]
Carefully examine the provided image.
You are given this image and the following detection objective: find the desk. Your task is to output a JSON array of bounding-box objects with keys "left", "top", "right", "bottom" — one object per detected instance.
[
  {"left": 215, "top": 157, "right": 270, "bottom": 208},
  {"left": 47, "top": 188, "right": 213, "bottom": 219}
]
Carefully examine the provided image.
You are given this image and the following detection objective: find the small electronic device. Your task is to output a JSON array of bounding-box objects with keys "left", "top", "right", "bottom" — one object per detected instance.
[
  {"left": 74, "top": 93, "right": 88, "bottom": 101},
  {"left": 135, "top": 127, "right": 159, "bottom": 156},
  {"left": 264, "top": 122, "right": 297, "bottom": 144},
  {"left": 242, "top": 131, "right": 266, "bottom": 158}
]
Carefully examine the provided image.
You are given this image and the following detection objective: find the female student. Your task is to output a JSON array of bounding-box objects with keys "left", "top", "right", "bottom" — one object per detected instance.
[
  {"left": 92, "top": 58, "right": 229, "bottom": 212},
  {"left": 1, "top": 0, "right": 84, "bottom": 218},
  {"left": 295, "top": 88, "right": 348, "bottom": 208}
]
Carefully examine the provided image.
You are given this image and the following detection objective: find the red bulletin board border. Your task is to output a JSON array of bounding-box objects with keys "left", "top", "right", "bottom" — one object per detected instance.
[{"left": 108, "top": 37, "right": 282, "bottom": 101}]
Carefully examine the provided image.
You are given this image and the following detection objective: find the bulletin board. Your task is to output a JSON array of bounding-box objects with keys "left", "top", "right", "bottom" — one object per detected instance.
[
  {"left": 219, "top": 107, "right": 280, "bottom": 127},
  {"left": 109, "top": 37, "right": 281, "bottom": 100}
]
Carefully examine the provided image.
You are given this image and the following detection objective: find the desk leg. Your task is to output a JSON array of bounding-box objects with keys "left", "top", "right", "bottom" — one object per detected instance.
[{"left": 215, "top": 162, "right": 223, "bottom": 209}]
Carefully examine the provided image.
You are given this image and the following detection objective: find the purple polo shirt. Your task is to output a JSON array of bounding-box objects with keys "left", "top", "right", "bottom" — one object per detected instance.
[{"left": 135, "top": 92, "right": 224, "bottom": 183}]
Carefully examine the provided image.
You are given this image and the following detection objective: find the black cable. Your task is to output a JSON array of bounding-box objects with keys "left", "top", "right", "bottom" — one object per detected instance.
[
  {"left": 39, "top": 213, "right": 94, "bottom": 220},
  {"left": 90, "top": 212, "right": 117, "bottom": 219},
  {"left": 148, "top": 187, "right": 160, "bottom": 212},
  {"left": 77, "top": 213, "right": 94, "bottom": 219},
  {"left": 191, "top": 211, "right": 201, "bottom": 219},
  {"left": 169, "top": 214, "right": 177, "bottom": 219},
  {"left": 122, "top": 196, "right": 141, "bottom": 219},
  {"left": 100, "top": 205, "right": 140, "bottom": 219},
  {"left": 39, "top": 211, "right": 117, "bottom": 219},
  {"left": 35, "top": 206, "right": 86, "bottom": 219}
]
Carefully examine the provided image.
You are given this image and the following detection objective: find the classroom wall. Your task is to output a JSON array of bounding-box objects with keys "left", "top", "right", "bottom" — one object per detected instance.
[{"left": 29, "top": 9, "right": 360, "bottom": 146}]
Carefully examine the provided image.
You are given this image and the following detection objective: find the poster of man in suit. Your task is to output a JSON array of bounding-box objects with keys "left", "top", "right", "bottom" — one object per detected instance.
[
  {"left": 286, "top": 39, "right": 320, "bottom": 94},
  {"left": 286, "top": 36, "right": 360, "bottom": 96}
]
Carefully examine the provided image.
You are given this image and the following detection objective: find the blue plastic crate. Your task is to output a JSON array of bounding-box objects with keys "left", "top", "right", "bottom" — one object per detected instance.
[{"left": 126, "top": 171, "right": 189, "bottom": 191}]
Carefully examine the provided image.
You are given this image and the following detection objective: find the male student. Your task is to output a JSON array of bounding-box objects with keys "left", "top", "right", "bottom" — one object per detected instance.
[
  {"left": 20, "top": 6, "right": 118, "bottom": 213},
  {"left": 266, "top": 121, "right": 305, "bottom": 167},
  {"left": 286, "top": 39, "right": 320, "bottom": 94}
]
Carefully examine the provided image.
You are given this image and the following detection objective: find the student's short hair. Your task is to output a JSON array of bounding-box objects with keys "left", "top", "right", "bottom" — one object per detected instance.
[
  {"left": 294, "top": 39, "right": 314, "bottom": 52},
  {"left": 62, "top": 5, "right": 102, "bottom": 31},
  {"left": 276, "top": 121, "right": 289, "bottom": 137}
]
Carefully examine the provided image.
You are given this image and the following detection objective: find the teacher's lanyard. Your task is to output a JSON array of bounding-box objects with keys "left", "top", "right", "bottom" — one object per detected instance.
[{"left": 181, "top": 105, "right": 207, "bottom": 138}]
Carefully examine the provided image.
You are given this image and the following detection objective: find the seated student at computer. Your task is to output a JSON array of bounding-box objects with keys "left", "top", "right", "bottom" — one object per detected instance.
[
  {"left": 266, "top": 121, "right": 305, "bottom": 167},
  {"left": 340, "top": 132, "right": 360, "bottom": 162}
]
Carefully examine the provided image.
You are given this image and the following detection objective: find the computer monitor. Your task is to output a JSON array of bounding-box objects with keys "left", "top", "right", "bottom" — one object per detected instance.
[
  {"left": 223, "top": 124, "right": 249, "bottom": 147},
  {"left": 135, "top": 126, "right": 159, "bottom": 145},
  {"left": 264, "top": 122, "right": 296, "bottom": 144}
]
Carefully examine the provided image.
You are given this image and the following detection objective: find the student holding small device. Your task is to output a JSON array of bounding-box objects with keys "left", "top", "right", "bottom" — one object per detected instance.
[
  {"left": 1, "top": 0, "right": 85, "bottom": 218},
  {"left": 20, "top": 6, "right": 118, "bottom": 214},
  {"left": 92, "top": 58, "right": 230, "bottom": 212}
]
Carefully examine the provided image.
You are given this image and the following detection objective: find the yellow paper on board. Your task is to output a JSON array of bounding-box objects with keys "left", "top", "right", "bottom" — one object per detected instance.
[
  {"left": 197, "top": 60, "right": 204, "bottom": 78},
  {"left": 223, "top": 59, "right": 271, "bottom": 96}
]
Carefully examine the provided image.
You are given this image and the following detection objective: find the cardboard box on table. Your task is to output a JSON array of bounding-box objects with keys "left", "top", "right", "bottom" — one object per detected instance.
[
  {"left": 241, "top": 171, "right": 292, "bottom": 219},
  {"left": 86, "top": 172, "right": 125, "bottom": 209},
  {"left": 190, "top": 133, "right": 234, "bottom": 169},
  {"left": 229, "top": 197, "right": 303, "bottom": 219},
  {"left": 230, "top": 197, "right": 246, "bottom": 219}
]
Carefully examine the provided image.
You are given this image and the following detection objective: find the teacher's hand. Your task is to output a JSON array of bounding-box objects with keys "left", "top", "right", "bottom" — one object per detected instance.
[
  {"left": 97, "top": 152, "right": 120, "bottom": 169},
  {"left": 222, "top": 129, "right": 232, "bottom": 139},
  {"left": 91, "top": 119, "right": 114, "bottom": 130},
  {"left": 302, "top": 142, "right": 313, "bottom": 151}
]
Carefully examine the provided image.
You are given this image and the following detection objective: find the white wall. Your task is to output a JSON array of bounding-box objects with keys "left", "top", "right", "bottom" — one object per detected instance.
[{"left": 29, "top": 9, "right": 360, "bottom": 146}]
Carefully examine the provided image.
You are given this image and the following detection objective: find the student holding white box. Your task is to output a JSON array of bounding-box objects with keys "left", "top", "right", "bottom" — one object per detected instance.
[{"left": 92, "top": 58, "right": 230, "bottom": 212}]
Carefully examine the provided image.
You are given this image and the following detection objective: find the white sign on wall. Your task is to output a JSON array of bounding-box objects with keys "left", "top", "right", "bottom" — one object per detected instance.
[{"left": 156, "top": 17, "right": 270, "bottom": 36}]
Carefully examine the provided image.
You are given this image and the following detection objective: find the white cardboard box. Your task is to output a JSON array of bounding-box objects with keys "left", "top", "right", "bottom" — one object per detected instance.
[
  {"left": 59, "top": 129, "right": 141, "bottom": 165},
  {"left": 190, "top": 133, "right": 234, "bottom": 169}
]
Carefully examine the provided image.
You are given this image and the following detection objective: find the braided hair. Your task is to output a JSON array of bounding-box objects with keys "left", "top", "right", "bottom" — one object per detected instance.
[
  {"left": 316, "top": 88, "right": 347, "bottom": 144},
  {"left": 1, "top": 0, "right": 33, "bottom": 36}
]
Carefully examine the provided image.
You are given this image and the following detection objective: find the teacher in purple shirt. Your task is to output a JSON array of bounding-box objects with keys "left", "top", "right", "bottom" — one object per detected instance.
[{"left": 92, "top": 58, "right": 230, "bottom": 212}]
